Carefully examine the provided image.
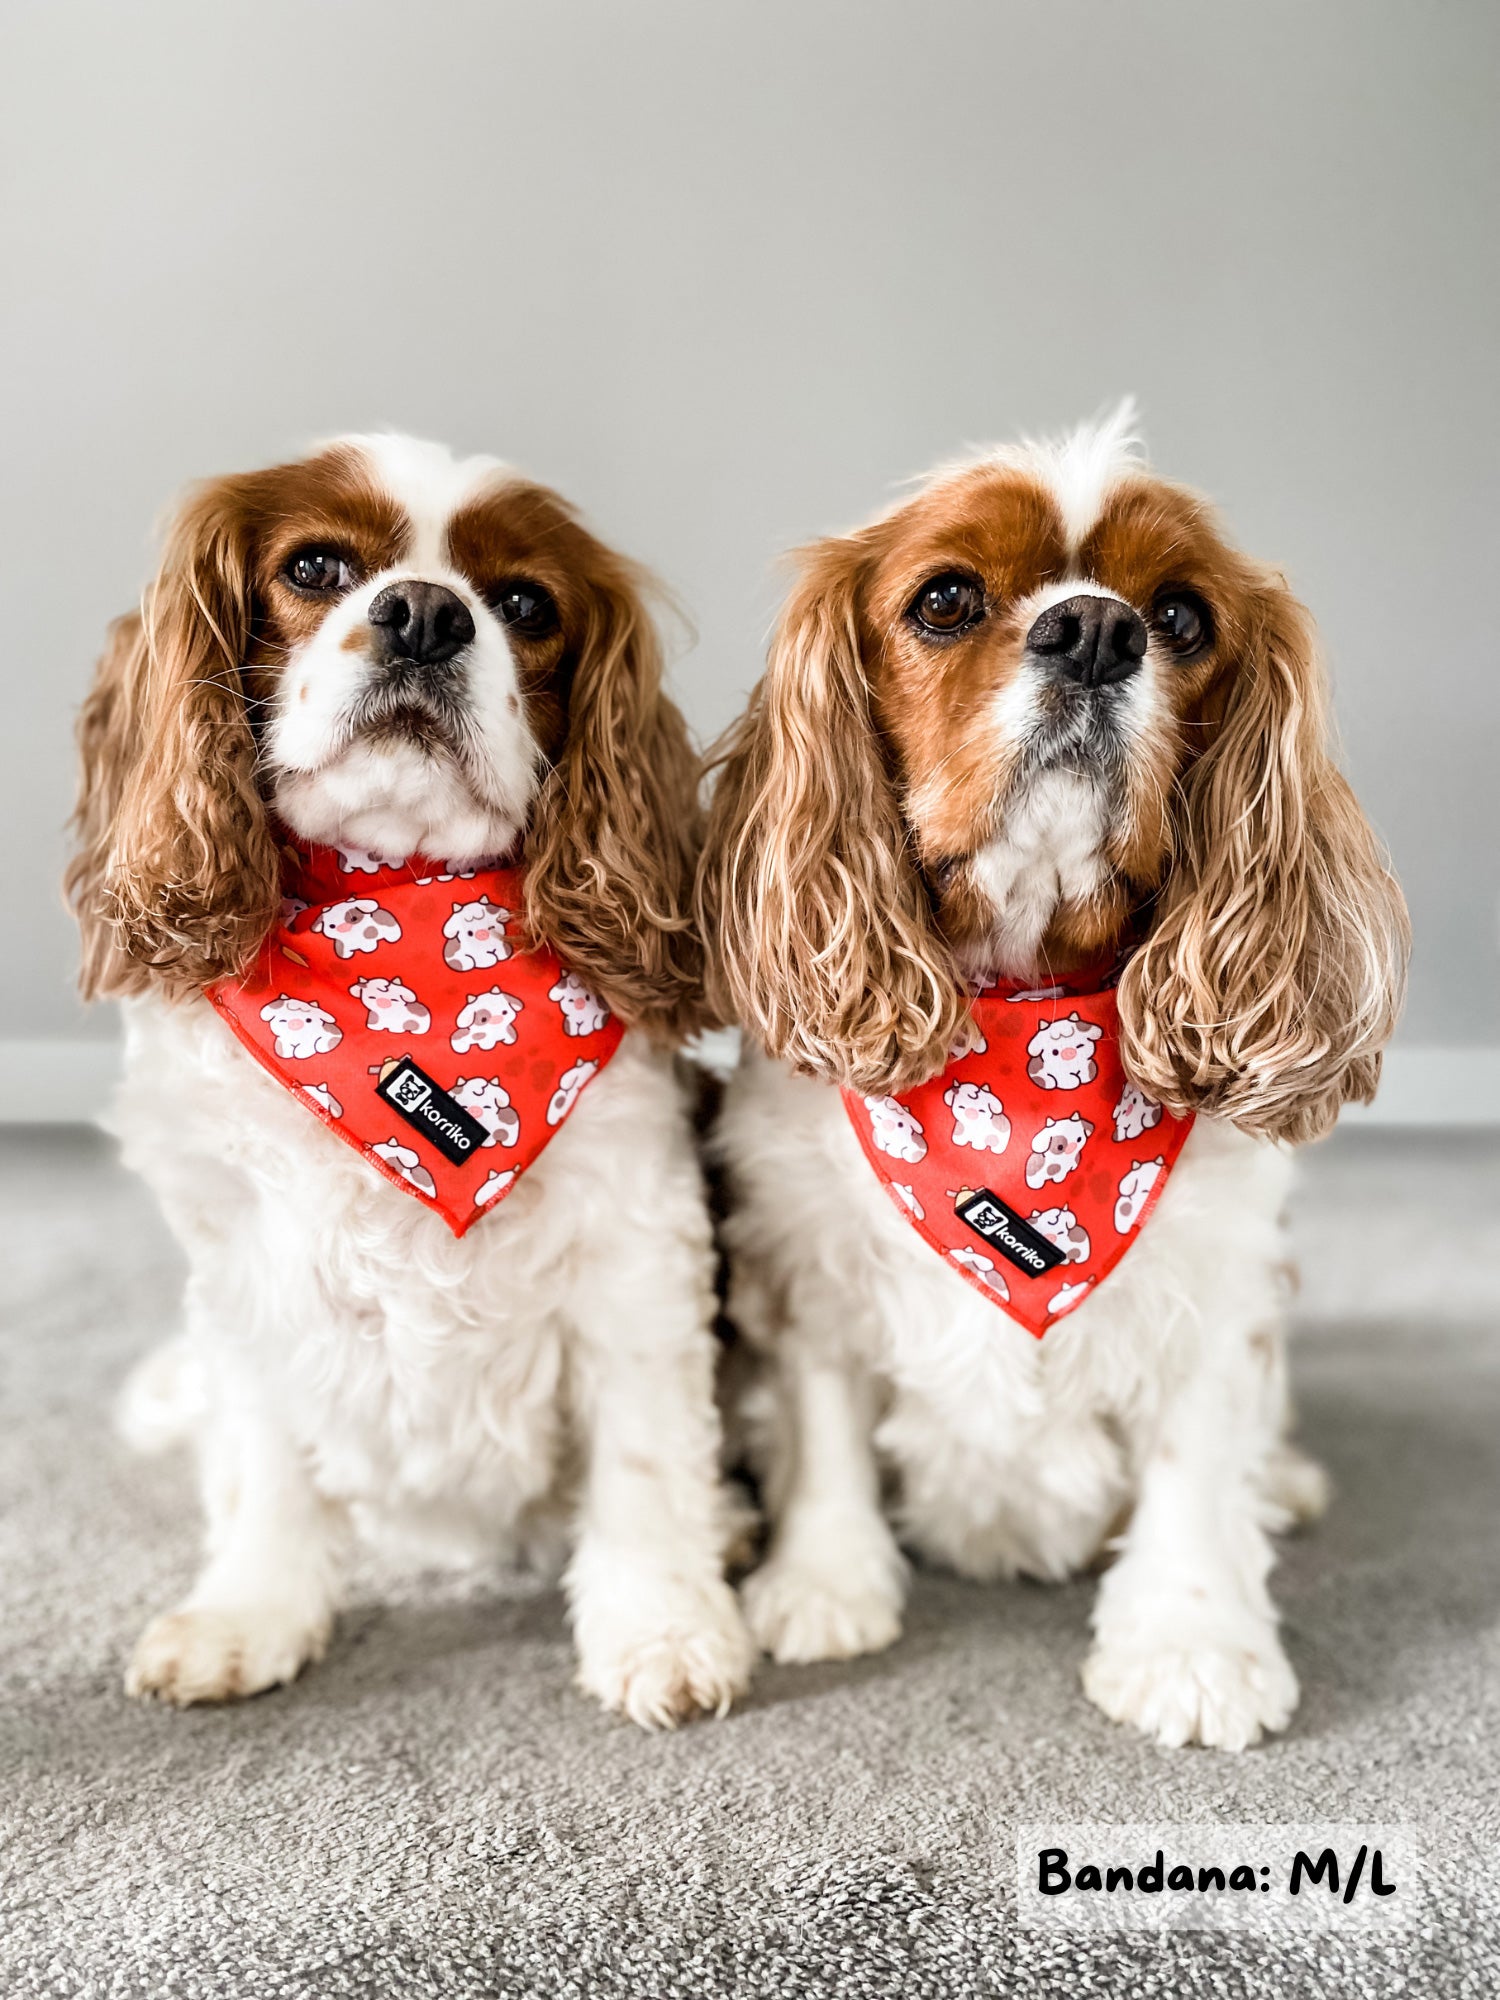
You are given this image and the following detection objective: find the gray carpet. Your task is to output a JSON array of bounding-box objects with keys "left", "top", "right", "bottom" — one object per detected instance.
[{"left": 2, "top": 1126, "right": 1497, "bottom": 1999}]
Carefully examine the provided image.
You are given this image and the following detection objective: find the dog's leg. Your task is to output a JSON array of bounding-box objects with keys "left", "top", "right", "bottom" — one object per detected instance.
[
  {"left": 741, "top": 1341, "right": 907, "bottom": 1665},
  {"left": 565, "top": 1241, "right": 755, "bottom": 1731},
  {"left": 1081, "top": 1316, "right": 1296, "bottom": 1751},
  {"left": 127, "top": 1319, "right": 345, "bottom": 1706},
  {"left": 1253, "top": 1298, "right": 1331, "bottom": 1531},
  {"left": 1262, "top": 1439, "right": 1331, "bottom": 1528}
]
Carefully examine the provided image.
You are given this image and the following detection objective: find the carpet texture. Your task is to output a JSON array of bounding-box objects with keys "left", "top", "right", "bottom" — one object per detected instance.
[{"left": 2, "top": 1126, "right": 1497, "bottom": 1998}]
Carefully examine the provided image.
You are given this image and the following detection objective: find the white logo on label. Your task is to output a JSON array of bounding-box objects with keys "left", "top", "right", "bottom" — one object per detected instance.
[
  {"left": 388, "top": 1069, "right": 431, "bottom": 1113},
  {"left": 963, "top": 1197, "right": 1050, "bottom": 1271}
]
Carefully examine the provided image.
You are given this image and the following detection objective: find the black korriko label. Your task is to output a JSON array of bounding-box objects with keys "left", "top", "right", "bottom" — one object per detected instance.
[
  {"left": 375, "top": 1056, "right": 488, "bottom": 1164},
  {"left": 954, "top": 1188, "right": 1067, "bottom": 1275}
]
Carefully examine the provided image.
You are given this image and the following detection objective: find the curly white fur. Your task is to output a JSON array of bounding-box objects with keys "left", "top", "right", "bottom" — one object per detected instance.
[
  {"left": 719, "top": 1057, "right": 1314, "bottom": 1750},
  {"left": 114, "top": 1006, "right": 751, "bottom": 1727}
]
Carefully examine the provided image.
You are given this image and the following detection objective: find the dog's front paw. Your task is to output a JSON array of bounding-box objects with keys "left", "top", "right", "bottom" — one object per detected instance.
[
  {"left": 1082, "top": 1626, "right": 1298, "bottom": 1751},
  {"left": 1261, "top": 1443, "right": 1331, "bottom": 1530},
  {"left": 742, "top": 1536, "right": 906, "bottom": 1665},
  {"left": 126, "top": 1600, "right": 332, "bottom": 1706},
  {"left": 575, "top": 1579, "right": 754, "bottom": 1730}
]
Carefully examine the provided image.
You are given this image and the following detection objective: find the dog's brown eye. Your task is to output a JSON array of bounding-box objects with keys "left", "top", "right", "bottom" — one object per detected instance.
[
  {"left": 908, "top": 572, "right": 985, "bottom": 637},
  {"left": 1152, "top": 590, "right": 1211, "bottom": 656},
  {"left": 490, "top": 581, "right": 559, "bottom": 640},
  {"left": 285, "top": 548, "right": 354, "bottom": 594}
]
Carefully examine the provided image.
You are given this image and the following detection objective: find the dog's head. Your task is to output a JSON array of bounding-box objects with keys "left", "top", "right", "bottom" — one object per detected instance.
[
  {"left": 701, "top": 404, "right": 1409, "bottom": 1140},
  {"left": 70, "top": 435, "right": 701, "bottom": 1038}
]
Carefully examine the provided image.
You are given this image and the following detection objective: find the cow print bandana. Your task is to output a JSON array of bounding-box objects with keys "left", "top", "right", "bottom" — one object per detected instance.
[
  {"left": 842, "top": 965, "right": 1195, "bottom": 1338},
  {"left": 207, "top": 837, "right": 623, "bottom": 1236}
]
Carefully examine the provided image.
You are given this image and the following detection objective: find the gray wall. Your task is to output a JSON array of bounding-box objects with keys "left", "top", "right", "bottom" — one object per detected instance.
[{"left": 4, "top": 0, "right": 1495, "bottom": 1047}]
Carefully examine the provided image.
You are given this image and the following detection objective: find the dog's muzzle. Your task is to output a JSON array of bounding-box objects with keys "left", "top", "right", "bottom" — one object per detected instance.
[{"left": 1026, "top": 594, "right": 1147, "bottom": 691}]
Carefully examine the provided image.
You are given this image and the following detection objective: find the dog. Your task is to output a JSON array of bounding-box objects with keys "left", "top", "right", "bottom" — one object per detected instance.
[
  {"left": 68, "top": 433, "right": 752, "bottom": 1726},
  {"left": 700, "top": 404, "right": 1408, "bottom": 1749}
]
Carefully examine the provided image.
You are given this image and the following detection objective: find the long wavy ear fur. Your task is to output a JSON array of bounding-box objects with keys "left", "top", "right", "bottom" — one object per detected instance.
[
  {"left": 65, "top": 478, "right": 280, "bottom": 999},
  {"left": 698, "top": 537, "right": 965, "bottom": 1092},
  {"left": 1117, "top": 571, "right": 1409, "bottom": 1143},
  {"left": 525, "top": 550, "right": 705, "bottom": 1043}
]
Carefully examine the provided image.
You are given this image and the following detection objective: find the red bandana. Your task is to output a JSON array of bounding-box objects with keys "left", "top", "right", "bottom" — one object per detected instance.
[
  {"left": 207, "top": 839, "right": 623, "bottom": 1235},
  {"left": 842, "top": 969, "right": 1194, "bottom": 1338}
]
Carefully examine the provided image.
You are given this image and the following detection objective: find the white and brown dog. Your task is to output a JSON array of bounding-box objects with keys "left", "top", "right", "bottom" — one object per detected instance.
[
  {"left": 701, "top": 405, "right": 1408, "bottom": 1750},
  {"left": 69, "top": 434, "right": 752, "bottom": 1726}
]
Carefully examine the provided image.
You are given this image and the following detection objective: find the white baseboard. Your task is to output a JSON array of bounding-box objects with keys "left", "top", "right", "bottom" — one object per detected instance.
[
  {"left": 0, "top": 1040, "right": 125, "bottom": 1122},
  {"left": 0, "top": 1036, "right": 1496, "bottom": 1127}
]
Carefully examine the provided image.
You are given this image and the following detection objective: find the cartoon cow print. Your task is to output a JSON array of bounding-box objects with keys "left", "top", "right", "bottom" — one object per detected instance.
[
  {"left": 349, "top": 976, "right": 430, "bottom": 1034},
  {"left": 943, "top": 1080, "right": 1012, "bottom": 1156},
  {"left": 442, "top": 899, "right": 513, "bottom": 971},
  {"left": 890, "top": 1182, "right": 925, "bottom": 1221},
  {"left": 1005, "top": 984, "right": 1067, "bottom": 1003},
  {"left": 438, "top": 856, "right": 503, "bottom": 879},
  {"left": 372, "top": 1139, "right": 437, "bottom": 1197},
  {"left": 1025, "top": 1112, "right": 1094, "bottom": 1189},
  {"left": 547, "top": 1058, "right": 600, "bottom": 1126},
  {"left": 863, "top": 1095, "right": 927, "bottom": 1164},
  {"left": 1028, "top": 1205, "right": 1091, "bottom": 1265},
  {"left": 1026, "top": 1012, "right": 1104, "bottom": 1090},
  {"left": 280, "top": 894, "right": 309, "bottom": 924},
  {"left": 310, "top": 898, "right": 402, "bottom": 959},
  {"left": 413, "top": 858, "right": 506, "bottom": 887},
  {"left": 948, "top": 1246, "right": 1010, "bottom": 1300},
  {"left": 451, "top": 988, "right": 524, "bottom": 1053},
  {"left": 474, "top": 1168, "right": 517, "bottom": 1208},
  {"left": 548, "top": 971, "right": 611, "bottom": 1037},
  {"left": 1047, "top": 1278, "right": 1093, "bottom": 1316},
  {"left": 336, "top": 844, "right": 408, "bottom": 875},
  {"left": 1112, "top": 1081, "right": 1163, "bottom": 1144},
  {"left": 949, "top": 1024, "right": 987, "bottom": 1060},
  {"left": 1115, "top": 1157, "right": 1165, "bottom": 1234},
  {"left": 451, "top": 1076, "right": 520, "bottom": 1148},
  {"left": 301, "top": 1082, "right": 344, "bottom": 1119},
  {"left": 259, "top": 995, "right": 341, "bottom": 1059}
]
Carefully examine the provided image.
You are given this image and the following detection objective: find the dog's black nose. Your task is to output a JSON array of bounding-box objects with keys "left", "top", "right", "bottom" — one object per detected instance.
[
  {"left": 1026, "top": 594, "right": 1147, "bottom": 689},
  {"left": 367, "top": 581, "right": 476, "bottom": 667}
]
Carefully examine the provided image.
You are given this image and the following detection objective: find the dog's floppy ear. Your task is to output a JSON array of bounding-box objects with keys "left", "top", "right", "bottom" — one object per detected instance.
[
  {"left": 524, "top": 540, "right": 705, "bottom": 1043},
  {"left": 67, "top": 476, "right": 280, "bottom": 998},
  {"left": 1117, "top": 570, "right": 1409, "bottom": 1142},
  {"left": 699, "top": 534, "right": 965, "bottom": 1092}
]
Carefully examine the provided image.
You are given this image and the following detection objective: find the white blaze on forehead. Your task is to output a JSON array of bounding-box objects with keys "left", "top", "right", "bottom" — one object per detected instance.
[
  {"left": 916, "top": 397, "right": 1145, "bottom": 553},
  {"left": 1019, "top": 397, "right": 1144, "bottom": 547},
  {"left": 324, "top": 432, "right": 515, "bottom": 569}
]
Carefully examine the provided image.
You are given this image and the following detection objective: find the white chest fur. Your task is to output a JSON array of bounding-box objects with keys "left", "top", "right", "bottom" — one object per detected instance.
[
  {"left": 115, "top": 999, "right": 692, "bottom": 1560},
  {"left": 967, "top": 768, "right": 1110, "bottom": 971}
]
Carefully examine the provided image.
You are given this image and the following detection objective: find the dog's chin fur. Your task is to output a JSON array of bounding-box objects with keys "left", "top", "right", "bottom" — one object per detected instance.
[
  {"left": 72, "top": 434, "right": 751, "bottom": 1727},
  {"left": 271, "top": 738, "right": 528, "bottom": 872},
  {"left": 702, "top": 406, "right": 1396, "bottom": 1750}
]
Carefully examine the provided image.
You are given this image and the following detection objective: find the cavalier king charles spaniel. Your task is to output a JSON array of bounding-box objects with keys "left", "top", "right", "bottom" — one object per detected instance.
[
  {"left": 701, "top": 404, "right": 1408, "bottom": 1750},
  {"left": 69, "top": 434, "right": 752, "bottom": 1726}
]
